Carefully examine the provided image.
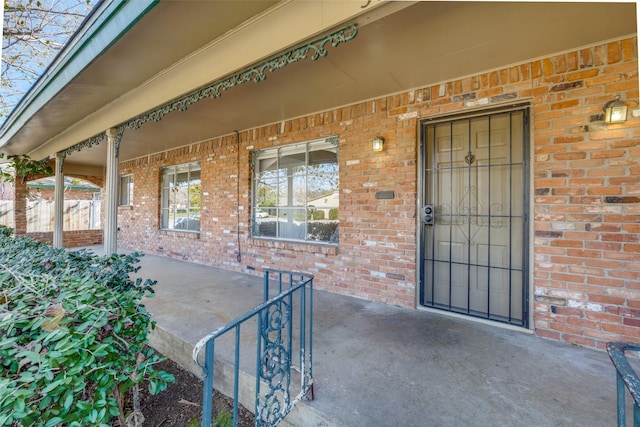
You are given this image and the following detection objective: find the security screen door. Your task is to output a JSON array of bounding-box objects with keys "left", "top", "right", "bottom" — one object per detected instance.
[{"left": 420, "top": 107, "right": 529, "bottom": 327}]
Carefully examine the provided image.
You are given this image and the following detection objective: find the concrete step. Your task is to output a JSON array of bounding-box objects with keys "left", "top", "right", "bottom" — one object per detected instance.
[{"left": 148, "top": 324, "right": 346, "bottom": 427}]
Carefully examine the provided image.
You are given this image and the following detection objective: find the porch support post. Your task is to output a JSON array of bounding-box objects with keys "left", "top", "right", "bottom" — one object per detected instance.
[
  {"left": 52, "top": 153, "right": 65, "bottom": 248},
  {"left": 12, "top": 171, "right": 27, "bottom": 236},
  {"left": 104, "top": 128, "right": 120, "bottom": 255}
]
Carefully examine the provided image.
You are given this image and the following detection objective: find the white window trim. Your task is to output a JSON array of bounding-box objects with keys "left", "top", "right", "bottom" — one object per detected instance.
[
  {"left": 251, "top": 136, "right": 339, "bottom": 245},
  {"left": 160, "top": 162, "right": 201, "bottom": 232},
  {"left": 118, "top": 174, "right": 133, "bottom": 206}
]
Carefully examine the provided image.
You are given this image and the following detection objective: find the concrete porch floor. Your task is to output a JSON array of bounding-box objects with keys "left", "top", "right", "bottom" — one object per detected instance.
[{"left": 88, "top": 248, "right": 634, "bottom": 426}]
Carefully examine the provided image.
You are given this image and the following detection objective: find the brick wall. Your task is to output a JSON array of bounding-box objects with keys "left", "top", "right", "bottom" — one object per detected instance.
[
  {"left": 119, "top": 120, "right": 418, "bottom": 307},
  {"left": 27, "top": 230, "right": 103, "bottom": 247},
  {"left": 14, "top": 177, "right": 27, "bottom": 235},
  {"left": 118, "top": 36, "right": 639, "bottom": 348},
  {"left": 528, "top": 39, "right": 640, "bottom": 348}
]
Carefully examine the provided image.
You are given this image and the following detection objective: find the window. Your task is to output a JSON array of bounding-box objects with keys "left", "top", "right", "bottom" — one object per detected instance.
[
  {"left": 119, "top": 175, "right": 133, "bottom": 206},
  {"left": 252, "top": 137, "right": 338, "bottom": 243},
  {"left": 161, "top": 162, "right": 201, "bottom": 232}
]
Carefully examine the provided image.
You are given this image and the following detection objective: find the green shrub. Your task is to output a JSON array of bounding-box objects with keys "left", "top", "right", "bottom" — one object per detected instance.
[
  {"left": 329, "top": 209, "right": 338, "bottom": 221},
  {"left": 0, "top": 226, "right": 12, "bottom": 237},
  {"left": 0, "top": 235, "right": 173, "bottom": 426},
  {"left": 0, "top": 154, "right": 53, "bottom": 184},
  {"left": 312, "top": 210, "right": 325, "bottom": 220},
  {"left": 213, "top": 410, "right": 233, "bottom": 427}
]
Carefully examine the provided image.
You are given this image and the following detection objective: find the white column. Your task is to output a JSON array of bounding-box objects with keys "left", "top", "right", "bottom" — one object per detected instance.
[
  {"left": 52, "top": 153, "right": 65, "bottom": 248},
  {"left": 104, "top": 128, "right": 119, "bottom": 254}
]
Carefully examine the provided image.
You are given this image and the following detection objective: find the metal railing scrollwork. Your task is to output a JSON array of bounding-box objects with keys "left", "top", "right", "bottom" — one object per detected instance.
[{"left": 193, "top": 269, "right": 314, "bottom": 427}]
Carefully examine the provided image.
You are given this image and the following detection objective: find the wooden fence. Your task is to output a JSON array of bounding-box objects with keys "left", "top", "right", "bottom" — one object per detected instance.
[
  {"left": 0, "top": 200, "right": 101, "bottom": 232},
  {"left": 0, "top": 201, "right": 14, "bottom": 228}
]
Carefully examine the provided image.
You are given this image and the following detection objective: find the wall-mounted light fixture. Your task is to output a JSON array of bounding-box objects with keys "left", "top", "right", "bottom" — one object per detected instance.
[
  {"left": 372, "top": 135, "right": 385, "bottom": 152},
  {"left": 604, "top": 95, "right": 628, "bottom": 124}
]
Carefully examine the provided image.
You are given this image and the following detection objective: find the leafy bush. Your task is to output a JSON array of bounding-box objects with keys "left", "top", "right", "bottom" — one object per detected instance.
[
  {"left": 312, "top": 210, "right": 325, "bottom": 220},
  {"left": 329, "top": 209, "right": 338, "bottom": 221},
  {"left": 0, "top": 235, "right": 174, "bottom": 426},
  {"left": 0, "top": 154, "right": 53, "bottom": 184},
  {"left": 0, "top": 226, "right": 12, "bottom": 238}
]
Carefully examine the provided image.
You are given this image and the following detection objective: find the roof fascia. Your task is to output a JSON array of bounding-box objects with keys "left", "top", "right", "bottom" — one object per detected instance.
[{"left": 0, "top": 0, "right": 159, "bottom": 149}]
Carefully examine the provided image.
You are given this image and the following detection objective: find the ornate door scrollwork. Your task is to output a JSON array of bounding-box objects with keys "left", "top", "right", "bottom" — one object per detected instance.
[{"left": 464, "top": 150, "right": 475, "bottom": 165}]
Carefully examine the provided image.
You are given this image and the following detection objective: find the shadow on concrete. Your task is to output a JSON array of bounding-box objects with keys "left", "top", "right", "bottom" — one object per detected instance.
[{"left": 80, "top": 246, "right": 635, "bottom": 426}]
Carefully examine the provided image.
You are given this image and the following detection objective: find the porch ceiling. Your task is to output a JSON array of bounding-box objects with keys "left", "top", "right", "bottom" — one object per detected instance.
[{"left": 2, "top": 1, "right": 636, "bottom": 168}]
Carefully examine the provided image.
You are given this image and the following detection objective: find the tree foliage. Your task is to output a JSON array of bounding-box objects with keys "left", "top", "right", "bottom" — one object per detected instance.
[
  {"left": 0, "top": 229, "right": 174, "bottom": 426},
  {"left": 0, "top": 153, "right": 53, "bottom": 183},
  {"left": 2, "top": 0, "right": 94, "bottom": 121}
]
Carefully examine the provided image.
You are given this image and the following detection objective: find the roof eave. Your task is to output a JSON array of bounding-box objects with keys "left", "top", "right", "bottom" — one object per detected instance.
[
  {"left": 25, "top": 0, "right": 394, "bottom": 162},
  {"left": 0, "top": 0, "right": 159, "bottom": 152}
]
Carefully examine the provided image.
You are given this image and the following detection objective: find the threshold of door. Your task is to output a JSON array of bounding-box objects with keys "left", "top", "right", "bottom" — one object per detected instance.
[{"left": 417, "top": 305, "right": 534, "bottom": 334}]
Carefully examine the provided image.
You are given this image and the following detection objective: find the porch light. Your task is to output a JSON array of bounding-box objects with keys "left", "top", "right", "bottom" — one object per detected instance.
[
  {"left": 604, "top": 96, "right": 628, "bottom": 124},
  {"left": 372, "top": 135, "right": 385, "bottom": 152}
]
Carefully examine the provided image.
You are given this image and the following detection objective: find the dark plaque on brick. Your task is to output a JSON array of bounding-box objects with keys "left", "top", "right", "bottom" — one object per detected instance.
[{"left": 375, "top": 190, "right": 395, "bottom": 199}]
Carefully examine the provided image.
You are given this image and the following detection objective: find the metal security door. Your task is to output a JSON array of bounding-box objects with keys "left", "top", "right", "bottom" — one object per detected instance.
[{"left": 419, "top": 107, "right": 529, "bottom": 327}]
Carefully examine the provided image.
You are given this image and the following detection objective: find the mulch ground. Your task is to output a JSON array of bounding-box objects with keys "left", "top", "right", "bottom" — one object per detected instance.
[{"left": 115, "top": 357, "right": 254, "bottom": 427}]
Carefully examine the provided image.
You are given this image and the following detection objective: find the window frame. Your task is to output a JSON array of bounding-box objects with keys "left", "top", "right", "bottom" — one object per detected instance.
[
  {"left": 160, "top": 162, "right": 201, "bottom": 233},
  {"left": 251, "top": 136, "right": 339, "bottom": 245},
  {"left": 118, "top": 174, "right": 133, "bottom": 206}
]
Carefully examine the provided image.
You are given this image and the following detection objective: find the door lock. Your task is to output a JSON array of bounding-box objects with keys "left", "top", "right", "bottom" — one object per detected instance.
[{"left": 423, "top": 205, "right": 434, "bottom": 225}]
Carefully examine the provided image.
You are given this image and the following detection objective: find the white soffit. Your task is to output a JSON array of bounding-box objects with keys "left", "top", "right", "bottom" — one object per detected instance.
[{"left": 27, "top": 0, "right": 393, "bottom": 161}]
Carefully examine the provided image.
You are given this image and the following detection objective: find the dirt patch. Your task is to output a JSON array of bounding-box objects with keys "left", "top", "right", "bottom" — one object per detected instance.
[{"left": 115, "top": 357, "right": 254, "bottom": 427}]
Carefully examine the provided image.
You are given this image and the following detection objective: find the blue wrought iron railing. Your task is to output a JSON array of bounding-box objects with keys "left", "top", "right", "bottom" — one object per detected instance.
[
  {"left": 193, "top": 269, "right": 314, "bottom": 427},
  {"left": 607, "top": 341, "right": 640, "bottom": 427}
]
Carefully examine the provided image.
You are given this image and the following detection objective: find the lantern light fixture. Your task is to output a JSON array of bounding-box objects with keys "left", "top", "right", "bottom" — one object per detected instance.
[
  {"left": 372, "top": 135, "right": 385, "bottom": 152},
  {"left": 604, "top": 95, "right": 628, "bottom": 124}
]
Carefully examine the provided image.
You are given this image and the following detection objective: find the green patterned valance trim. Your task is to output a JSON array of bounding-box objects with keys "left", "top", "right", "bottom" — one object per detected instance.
[
  {"left": 124, "top": 23, "right": 358, "bottom": 130},
  {"left": 62, "top": 126, "right": 126, "bottom": 161},
  {"left": 62, "top": 133, "right": 106, "bottom": 158},
  {"left": 64, "top": 23, "right": 358, "bottom": 155}
]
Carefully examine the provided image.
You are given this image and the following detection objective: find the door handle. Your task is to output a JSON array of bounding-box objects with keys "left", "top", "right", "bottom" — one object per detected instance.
[{"left": 423, "top": 205, "right": 434, "bottom": 225}]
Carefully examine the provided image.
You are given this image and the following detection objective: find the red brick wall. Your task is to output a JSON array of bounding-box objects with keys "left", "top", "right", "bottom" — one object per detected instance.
[
  {"left": 118, "top": 37, "right": 639, "bottom": 348},
  {"left": 528, "top": 39, "right": 640, "bottom": 348},
  {"left": 119, "top": 124, "right": 418, "bottom": 307},
  {"left": 27, "top": 230, "right": 103, "bottom": 247},
  {"left": 13, "top": 178, "right": 27, "bottom": 235}
]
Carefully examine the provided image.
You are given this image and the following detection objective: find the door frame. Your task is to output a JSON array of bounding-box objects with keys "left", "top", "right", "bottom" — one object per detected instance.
[{"left": 415, "top": 102, "right": 533, "bottom": 329}]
